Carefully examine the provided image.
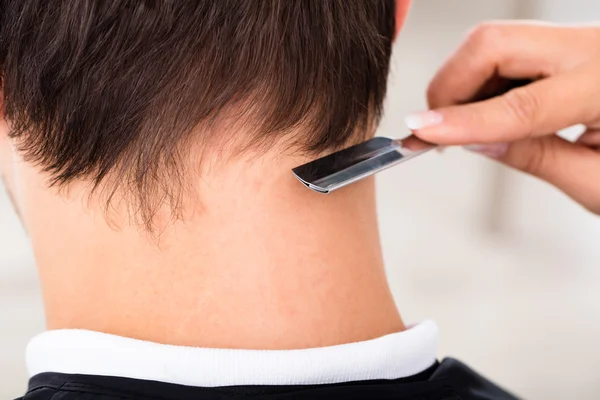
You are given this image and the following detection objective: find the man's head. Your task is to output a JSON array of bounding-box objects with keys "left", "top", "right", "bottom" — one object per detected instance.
[
  {"left": 0, "top": 0, "right": 408, "bottom": 228},
  {"left": 0, "top": 1, "right": 411, "bottom": 343}
]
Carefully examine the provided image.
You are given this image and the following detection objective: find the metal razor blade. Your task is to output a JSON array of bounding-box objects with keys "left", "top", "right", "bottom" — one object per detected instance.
[{"left": 292, "top": 135, "right": 434, "bottom": 194}]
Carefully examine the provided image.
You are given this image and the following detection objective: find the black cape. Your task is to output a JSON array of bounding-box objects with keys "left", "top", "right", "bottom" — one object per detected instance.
[{"left": 18, "top": 358, "right": 520, "bottom": 400}]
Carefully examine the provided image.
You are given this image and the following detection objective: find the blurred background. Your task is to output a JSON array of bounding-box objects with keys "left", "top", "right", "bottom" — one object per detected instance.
[{"left": 2, "top": 0, "right": 600, "bottom": 398}]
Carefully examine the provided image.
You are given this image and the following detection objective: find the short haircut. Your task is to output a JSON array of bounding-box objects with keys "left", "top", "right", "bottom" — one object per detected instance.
[{"left": 0, "top": 0, "right": 396, "bottom": 225}]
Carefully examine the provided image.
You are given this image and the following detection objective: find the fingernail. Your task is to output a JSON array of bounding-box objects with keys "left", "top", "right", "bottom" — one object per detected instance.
[
  {"left": 464, "top": 143, "right": 509, "bottom": 159},
  {"left": 404, "top": 111, "right": 443, "bottom": 130}
]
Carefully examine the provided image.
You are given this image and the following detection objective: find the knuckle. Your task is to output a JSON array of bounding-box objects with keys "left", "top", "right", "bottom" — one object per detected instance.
[
  {"left": 520, "top": 140, "right": 548, "bottom": 175},
  {"left": 426, "top": 81, "right": 441, "bottom": 107},
  {"left": 518, "top": 138, "right": 555, "bottom": 176},
  {"left": 502, "top": 88, "right": 540, "bottom": 135},
  {"left": 465, "top": 22, "right": 504, "bottom": 48}
]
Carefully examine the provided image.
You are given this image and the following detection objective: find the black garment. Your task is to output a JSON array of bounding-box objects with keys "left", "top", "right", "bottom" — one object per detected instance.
[{"left": 17, "top": 358, "right": 519, "bottom": 400}]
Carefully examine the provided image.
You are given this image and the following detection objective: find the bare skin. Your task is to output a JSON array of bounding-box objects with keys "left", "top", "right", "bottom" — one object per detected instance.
[
  {"left": 1, "top": 126, "right": 406, "bottom": 349},
  {"left": 406, "top": 22, "right": 600, "bottom": 215}
]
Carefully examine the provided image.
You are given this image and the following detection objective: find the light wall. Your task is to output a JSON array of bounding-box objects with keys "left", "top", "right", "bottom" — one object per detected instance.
[{"left": 1, "top": 1, "right": 600, "bottom": 399}]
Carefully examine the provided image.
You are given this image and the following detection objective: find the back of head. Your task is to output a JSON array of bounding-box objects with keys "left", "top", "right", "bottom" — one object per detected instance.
[
  {"left": 0, "top": 0, "right": 396, "bottom": 228},
  {"left": 0, "top": 0, "right": 407, "bottom": 349}
]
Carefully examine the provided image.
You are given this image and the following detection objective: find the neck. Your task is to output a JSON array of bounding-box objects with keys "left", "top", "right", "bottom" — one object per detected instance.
[{"left": 15, "top": 147, "right": 404, "bottom": 349}]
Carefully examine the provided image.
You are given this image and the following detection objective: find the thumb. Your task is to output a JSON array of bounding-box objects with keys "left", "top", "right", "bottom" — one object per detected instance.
[{"left": 467, "top": 136, "right": 600, "bottom": 213}]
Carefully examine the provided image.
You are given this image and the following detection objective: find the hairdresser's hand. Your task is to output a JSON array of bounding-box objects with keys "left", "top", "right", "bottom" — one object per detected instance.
[{"left": 406, "top": 22, "right": 600, "bottom": 214}]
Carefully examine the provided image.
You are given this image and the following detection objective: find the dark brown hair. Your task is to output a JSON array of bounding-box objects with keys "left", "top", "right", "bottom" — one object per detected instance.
[{"left": 0, "top": 0, "right": 396, "bottom": 225}]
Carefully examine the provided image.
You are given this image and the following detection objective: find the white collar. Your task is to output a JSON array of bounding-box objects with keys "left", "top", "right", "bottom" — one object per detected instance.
[{"left": 27, "top": 320, "right": 438, "bottom": 387}]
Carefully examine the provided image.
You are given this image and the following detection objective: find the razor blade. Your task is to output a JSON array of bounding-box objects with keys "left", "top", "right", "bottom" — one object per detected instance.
[{"left": 292, "top": 135, "right": 434, "bottom": 194}]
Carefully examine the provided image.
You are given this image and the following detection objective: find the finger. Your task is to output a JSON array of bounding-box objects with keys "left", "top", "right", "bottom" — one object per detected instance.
[
  {"left": 467, "top": 135, "right": 600, "bottom": 213},
  {"left": 399, "top": 135, "right": 433, "bottom": 151},
  {"left": 576, "top": 129, "right": 600, "bottom": 146},
  {"left": 428, "top": 22, "right": 599, "bottom": 108},
  {"left": 411, "top": 65, "right": 600, "bottom": 145}
]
